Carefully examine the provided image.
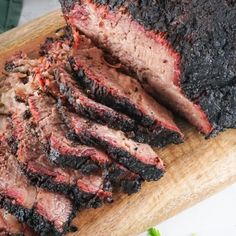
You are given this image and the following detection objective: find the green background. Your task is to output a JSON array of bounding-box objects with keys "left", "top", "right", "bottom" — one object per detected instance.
[{"left": 0, "top": 0, "right": 23, "bottom": 33}]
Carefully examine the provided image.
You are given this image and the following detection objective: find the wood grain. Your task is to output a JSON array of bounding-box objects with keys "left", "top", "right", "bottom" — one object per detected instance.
[{"left": 0, "top": 11, "right": 235, "bottom": 236}]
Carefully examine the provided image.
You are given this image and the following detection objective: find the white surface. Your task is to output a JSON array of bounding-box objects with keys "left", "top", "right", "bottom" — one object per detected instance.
[
  {"left": 139, "top": 183, "right": 236, "bottom": 236},
  {"left": 18, "top": 2, "right": 236, "bottom": 236},
  {"left": 19, "top": 0, "right": 60, "bottom": 25}
]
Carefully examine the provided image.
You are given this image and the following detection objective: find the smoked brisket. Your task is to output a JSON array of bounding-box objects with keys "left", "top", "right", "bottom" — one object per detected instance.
[
  {"left": 60, "top": 0, "right": 236, "bottom": 135},
  {"left": 59, "top": 106, "right": 165, "bottom": 181},
  {"left": 0, "top": 207, "right": 33, "bottom": 236},
  {"left": 0, "top": 134, "right": 75, "bottom": 235},
  {"left": 28, "top": 94, "right": 111, "bottom": 173},
  {"left": 12, "top": 101, "right": 112, "bottom": 208},
  {"left": 29, "top": 93, "right": 142, "bottom": 194},
  {"left": 54, "top": 67, "right": 135, "bottom": 132},
  {"left": 70, "top": 44, "right": 183, "bottom": 146}
]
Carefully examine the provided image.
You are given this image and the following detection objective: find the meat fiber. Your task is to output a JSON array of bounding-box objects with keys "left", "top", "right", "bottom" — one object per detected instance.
[
  {"left": 60, "top": 0, "right": 236, "bottom": 135},
  {"left": 29, "top": 93, "right": 142, "bottom": 194},
  {"left": 0, "top": 136, "right": 75, "bottom": 235},
  {"left": 59, "top": 106, "right": 165, "bottom": 181},
  {"left": 5, "top": 30, "right": 182, "bottom": 148},
  {"left": 0, "top": 207, "right": 33, "bottom": 236},
  {"left": 70, "top": 44, "right": 183, "bottom": 146}
]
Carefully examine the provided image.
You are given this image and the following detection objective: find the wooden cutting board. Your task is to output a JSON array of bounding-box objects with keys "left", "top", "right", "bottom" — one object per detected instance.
[{"left": 0, "top": 11, "right": 236, "bottom": 236}]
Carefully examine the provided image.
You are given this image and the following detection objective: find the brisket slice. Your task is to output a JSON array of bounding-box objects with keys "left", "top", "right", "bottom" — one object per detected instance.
[
  {"left": 2, "top": 65, "right": 110, "bottom": 175},
  {"left": 28, "top": 94, "right": 112, "bottom": 170},
  {"left": 0, "top": 139, "right": 75, "bottom": 235},
  {"left": 60, "top": 0, "right": 236, "bottom": 135},
  {"left": 2, "top": 59, "right": 142, "bottom": 195},
  {"left": 4, "top": 41, "right": 172, "bottom": 147},
  {"left": 54, "top": 67, "right": 135, "bottom": 132},
  {"left": 70, "top": 45, "right": 183, "bottom": 146},
  {"left": 59, "top": 106, "right": 165, "bottom": 181},
  {"left": 0, "top": 207, "right": 33, "bottom": 236},
  {"left": 12, "top": 108, "right": 112, "bottom": 208},
  {"left": 29, "top": 93, "right": 142, "bottom": 194}
]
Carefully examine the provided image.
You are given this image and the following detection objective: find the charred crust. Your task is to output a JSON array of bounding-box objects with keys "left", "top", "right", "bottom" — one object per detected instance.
[
  {"left": 39, "top": 37, "right": 55, "bottom": 56},
  {"left": 21, "top": 165, "right": 102, "bottom": 208},
  {"left": 87, "top": 0, "right": 236, "bottom": 132},
  {"left": 0, "top": 197, "right": 30, "bottom": 223},
  {"left": 4, "top": 53, "right": 25, "bottom": 73},
  {"left": 59, "top": 107, "right": 146, "bottom": 191},
  {"left": 7, "top": 136, "right": 18, "bottom": 155},
  {"left": 134, "top": 126, "right": 183, "bottom": 147},
  {"left": 4, "top": 61, "right": 15, "bottom": 72},
  {"left": 22, "top": 110, "right": 32, "bottom": 120},
  {"left": 59, "top": 106, "right": 164, "bottom": 180},
  {"left": 73, "top": 67, "right": 154, "bottom": 127},
  {"left": 69, "top": 225, "right": 78, "bottom": 233},
  {"left": 15, "top": 96, "right": 27, "bottom": 104},
  {"left": 49, "top": 147, "right": 102, "bottom": 174},
  {"left": 56, "top": 63, "right": 135, "bottom": 132},
  {"left": 49, "top": 147, "right": 88, "bottom": 170},
  {"left": 47, "top": 136, "right": 106, "bottom": 175},
  {"left": 0, "top": 196, "right": 76, "bottom": 235},
  {"left": 120, "top": 178, "right": 142, "bottom": 195},
  {"left": 59, "top": 0, "right": 79, "bottom": 13},
  {"left": 78, "top": 159, "right": 101, "bottom": 174},
  {"left": 69, "top": 129, "right": 164, "bottom": 181},
  {"left": 40, "top": 27, "right": 74, "bottom": 56},
  {"left": 106, "top": 145, "right": 164, "bottom": 181},
  {"left": 107, "top": 164, "right": 142, "bottom": 194},
  {"left": 72, "top": 65, "right": 182, "bottom": 146}
]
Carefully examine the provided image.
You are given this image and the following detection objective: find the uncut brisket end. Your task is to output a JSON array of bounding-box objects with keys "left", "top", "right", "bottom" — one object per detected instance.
[
  {"left": 0, "top": 139, "right": 75, "bottom": 235},
  {"left": 0, "top": 207, "right": 33, "bottom": 236},
  {"left": 54, "top": 67, "right": 135, "bottom": 132},
  {"left": 59, "top": 107, "right": 165, "bottom": 181},
  {"left": 60, "top": 0, "right": 236, "bottom": 135},
  {"left": 126, "top": 0, "right": 236, "bottom": 134},
  {"left": 70, "top": 44, "right": 183, "bottom": 146},
  {"left": 12, "top": 109, "right": 112, "bottom": 208}
]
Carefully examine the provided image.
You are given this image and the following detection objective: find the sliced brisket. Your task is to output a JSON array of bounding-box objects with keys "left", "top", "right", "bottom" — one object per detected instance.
[
  {"left": 0, "top": 137, "right": 75, "bottom": 235},
  {"left": 28, "top": 94, "right": 111, "bottom": 170},
  {"left": 70, "top": 44, "right": 183, "bottom": 146},
  {"left": 2, "top": 58, "right": 142, "bottom": 196},
  {"left": 55, "top": 67, "right": 135, "bottom": 132},
  {"left": 29, "top": 93, "right": 142, "bottom": 194},
  {"left": 60, "top": 0, "right": 236, "bottom": 135},
  {"left": 12, "top": 106, "right": 112, "bottom": 208},
  {"left": 59, "top": 107, "right": 165, "bottom": 181},
  {"left": 0, "top": 207, "right": 33, "bottom": 236}
]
